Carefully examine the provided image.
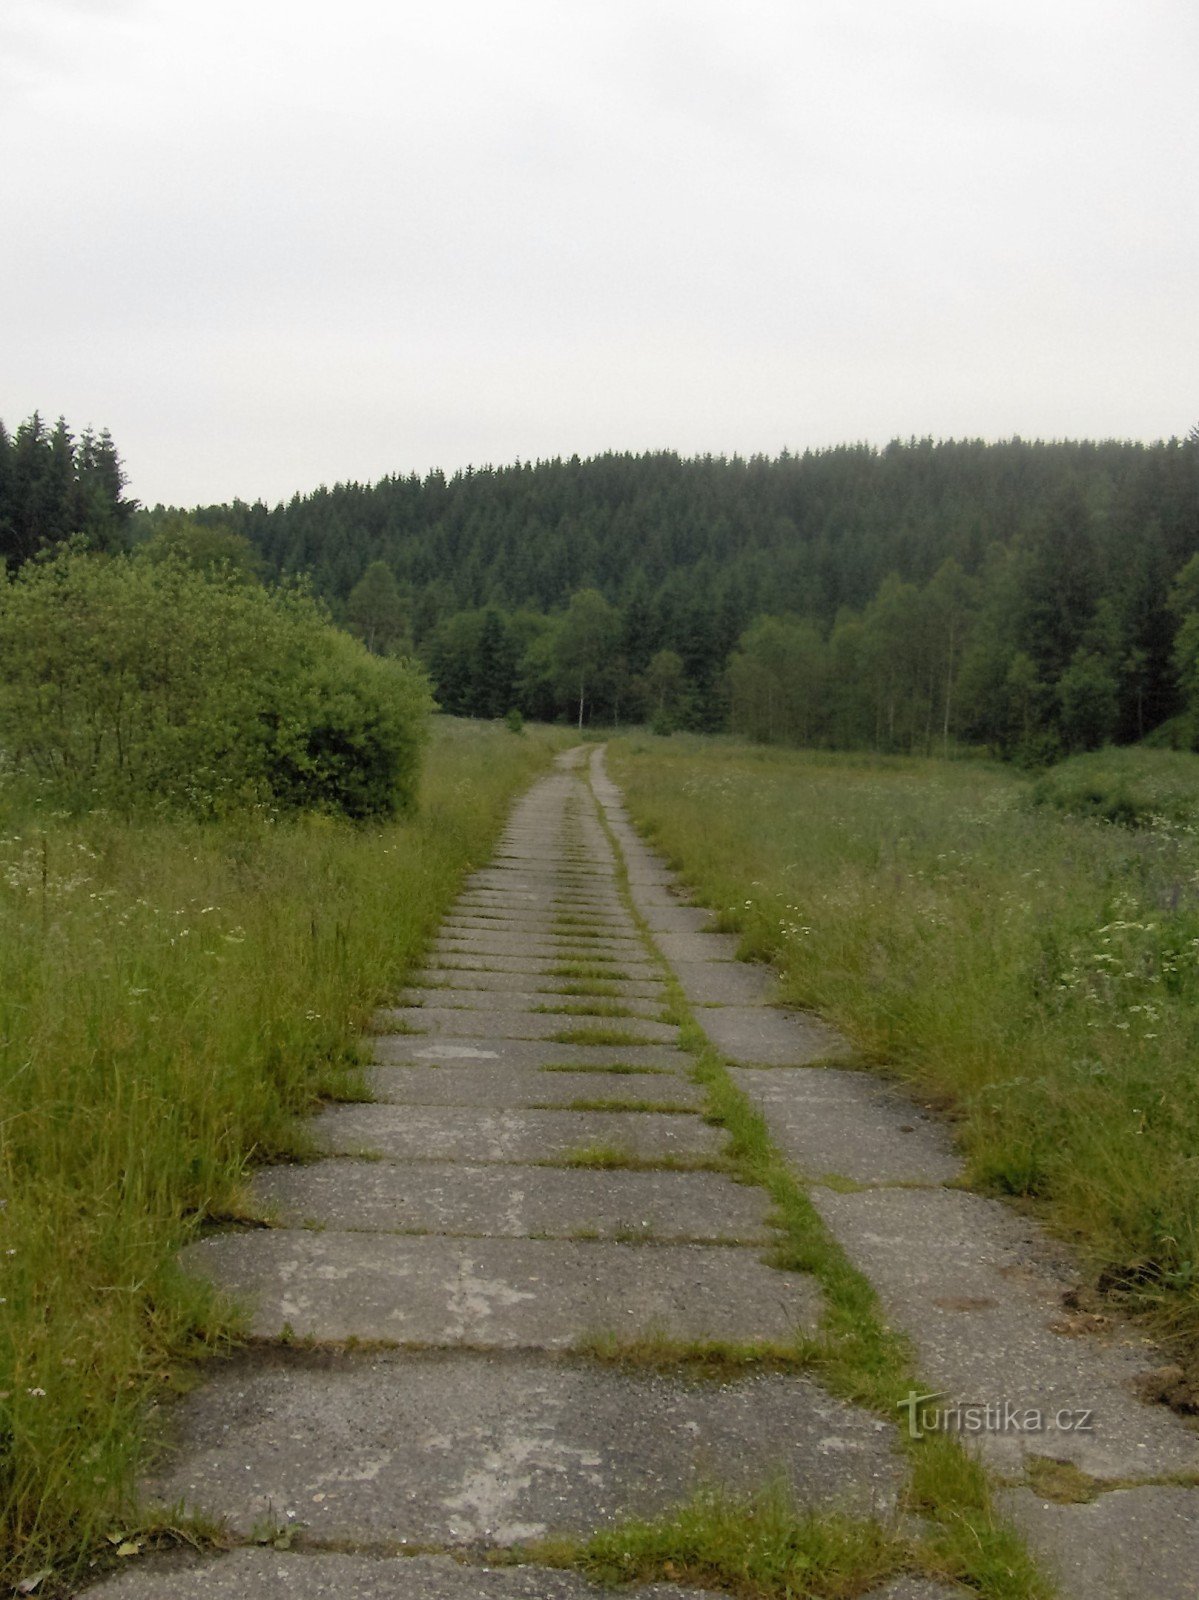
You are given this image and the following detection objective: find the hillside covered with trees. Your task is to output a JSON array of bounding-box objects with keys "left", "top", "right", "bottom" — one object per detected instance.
[
  {"left": 8, "top": 413, "right": 1199, "bottom": 762},
  {"left": 166, "top": 433, "right": 1199, "bottom": 761}
]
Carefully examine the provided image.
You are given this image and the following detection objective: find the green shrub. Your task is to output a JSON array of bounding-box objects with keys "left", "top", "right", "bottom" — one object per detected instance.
[
  {"left": 505, "top": 706, "right": 525, "bottom": 733},
  {"left": 1028, "top": 747, "right": 1199, "bottom": 830},
  {"left": 0, "top": 548, "right": 432, "bottom": 819}
]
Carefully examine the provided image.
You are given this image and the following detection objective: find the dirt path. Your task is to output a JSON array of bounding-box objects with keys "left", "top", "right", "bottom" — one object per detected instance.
[{"left": 85, "top": 747, "right": 1197, "bottom": 1598}]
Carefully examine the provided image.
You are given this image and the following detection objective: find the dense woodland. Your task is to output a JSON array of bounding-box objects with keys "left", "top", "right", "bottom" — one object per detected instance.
[
  {"left": 7, "top": 414, "right": 1199, "bottom": 761},
  {"left": 0, "top": 412, "right": 136, "bottom": 562}
]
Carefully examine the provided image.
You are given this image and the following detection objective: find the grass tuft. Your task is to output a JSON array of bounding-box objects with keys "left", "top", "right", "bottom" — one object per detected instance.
[
  {"left": 549, "top": 1026, "right": 665, "bottom": 1047},
  {"left": 540, "top": 1062, "right": 669, "bottom": 1076},
  {"left": 551, "top": 1144, "right": 723, "bottom": 1173},
  {"left": 527, "top": 1484, "right": 907, "bottom": 1600}
]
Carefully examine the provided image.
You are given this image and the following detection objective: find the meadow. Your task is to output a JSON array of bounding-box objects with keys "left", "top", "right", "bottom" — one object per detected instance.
[
  {"left": 0, "top": 717, "right": 569, "bottom": 1589},
  {"left": 609, "top": 736, "right": 1199, "bottom": 1368}
]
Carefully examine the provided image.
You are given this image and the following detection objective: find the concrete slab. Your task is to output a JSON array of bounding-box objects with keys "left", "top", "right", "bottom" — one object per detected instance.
[
  {"left": 414, "top": 969, "right": 668, "bottom": 1001},
  {"left": 313, "top": 1105, "right": 724, "bottom": 1163},
  {"left": 639, "top": 904, "right": 716, "bottom": 936},
  {"left": 670, "top": 958, "right": 779, "bottom": 1006},
  {"left": 445, "top": 912, "right": 637, "bottom": 934},
  {"left": 432, "top": 952, "right": 661, "bottom": 978},
  {"left": 1001, "top": 1484, "right": 1199, "bottom": 1600},
  {"left": 862, "top": 1583, "right": 967, "bottom": 1600},
  {"left": 438, "top": 923, "right": 637, "bottom": 946},
  {"left": 180, "top": 1234, "right": 822, "bottom": 1345},
  {"left": 813, "top": 1187, "right": 1199, "bottom": 1478},
  {"left": 398, "top": 989, "right": 664, "bottom": 1021},
  {"left": 699, "top": 1005, "right": 851, "bottom": 1066},
  {"left": 654, "top": 929, "right": 743, "bottom": 966},
  {"left": 84, "top": 1550, "right": 713, "bottom": 1600},
  {"left": 142, "top": 1352, "right": 897, "bottom": 1542},
  {"left": 434, "top": 934, "right": 643, "bottom": 959},
  {"left": 731, "top": 1067, "right": 961, "bottom": 1186},
  {"left": 375, "top": 1008, "right": 679, "bottom": 1045},
  {"left": 454, "top": 889, "right": 543, "bottom": 906},
  {"left": 548, "top": 894, "right": 628, "bottom": 910},
  {"left": 366, "top": 1066, "right": 700, "bottom": 1108},
  {"left": 249, "top": 1160, "right": 772, "bottom": 1242},
  {"left": 370, "top": 1037, "right": 690, "bottom": 1071}
]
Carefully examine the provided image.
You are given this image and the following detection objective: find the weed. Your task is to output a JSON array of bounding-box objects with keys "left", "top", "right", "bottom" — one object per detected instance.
[
  {"left": 543, "top": 1098, "right": 697, "bottom": 1114},
  {"left": 1023, "top": 1456, "right": 1104, "bottom": 1504},
  {"left": 540, "top": 1063, "right": 669, "bottom": 1076},
  {"left": 534, "top": 1001, "right": 639, "bottom": 1019},
  {"left": 527, "top": 1484, "right": 908, "bottom": 1600},
  {"left": 549, "top": 962, "right": 633, "bottom": 982},
  {"left": 551, "top": 1144, "right": 723, "bottom": 1173},
  {"left": 549, "top": 1027, "right": 665, "bottom": 1047}
]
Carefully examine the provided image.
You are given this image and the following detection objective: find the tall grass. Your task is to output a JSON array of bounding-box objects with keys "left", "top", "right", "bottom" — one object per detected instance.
[
  {"left": 610, "top": 736, "right": 1199, "bottom": 1354},
  {"left": 0, "top": 717, "right": 567, "bottom": 1588}
]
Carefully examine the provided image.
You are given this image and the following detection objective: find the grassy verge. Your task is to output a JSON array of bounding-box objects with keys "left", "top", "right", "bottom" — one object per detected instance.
[
  {"left": 609, "top": 735, "right": 1199, "bottom": 1361},
  {"left": 0, "top": 717, "right": 570, "bottom": 1590},
  {"left": 583, "top": 758, "right": 1050, "bottom": 1600}
]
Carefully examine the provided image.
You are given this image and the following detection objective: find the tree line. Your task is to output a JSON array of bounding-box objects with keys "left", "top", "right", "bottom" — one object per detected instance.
[
  {"left": 9, "top": 413, "right": 1199, "bottom": 760},
  {"left": 179, "top": 433, "right": 1199, "bottom": 758},
  {"left": 0, "top": 412, "right": 136, "bottom": 567}
]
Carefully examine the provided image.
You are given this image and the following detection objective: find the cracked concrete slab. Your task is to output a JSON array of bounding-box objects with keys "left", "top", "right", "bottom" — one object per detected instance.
[
  {"left": 862, "top": 1583, "right": 968, "bottom": 1600},
  {"left": 313, "top": 1104, "right": 724, "bottom": 1163},
  {"left": 699, "top": 1004, "right": 852, "bottom": 1065},
  {"left": 813, "top": 1186, "right": 1199, "bottom": 1478},
  {"left": 669, "top": 958, "right": 779, "bottom": 1006},
  {"left": 84, "top": 1550, "right": 717, "bottom": 1600},
  {"left": 141, "top": 1352, "right": 897, "bottom": 1543},
  {"left": 375, "top": 1007, "right": 680, "bottom": 1045},
  {"left": 397, "top": 989, "right": 665, "bottom": 1020},
  {"left": 179, "top": 1234, "right": 822, "bottom": 1344},
  {"left": 638, "top": 904, "right": 716, "bottom": 936},
  {"left": 446, "top": 904, "right": 636, "bottom": 924},
  {"left": 431, "top": 951, "right": 662, "bottom": 978},
  {"left": 434, "top": 934, "right": 645, "bottom": 960},
  {"left": 652, "top": 929, "right": 743, "bottom": 965},
  {"left": 412, "top": 969, "right": 669, "bottom": 1000},
  {"left": 369, "top": 1037, "right": 689, "bottom": 1071},
  {"left": 249, "top": 1160, "right": 773, "bottom": 1242},
  {"left": 365, "top": 1065, "right": 700, "bottom": 1108},
  {"left": 731, "top": 1067, "right": 961, "bottom": 1186},
  {"left": 1001, "top": 1485, "right": 1199, "bottom": 1600}
]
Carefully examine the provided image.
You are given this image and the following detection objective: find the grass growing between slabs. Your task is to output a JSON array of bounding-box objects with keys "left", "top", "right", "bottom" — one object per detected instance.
[
  {"left": 528, "top": 1485, "right": 905, "bottom": 1600},
  {"left": 610, "top": 734, "right": 1199, "bottom": 1366},
  {"left": 0, "top": 717, "right": 571, "bottom": 1591},
  {"left": 583, "top": 761, "right": 1053, "bottom": 1600}
]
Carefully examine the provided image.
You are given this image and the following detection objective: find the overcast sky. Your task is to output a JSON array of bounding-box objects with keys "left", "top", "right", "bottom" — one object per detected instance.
[{"left": 2, "top": 0, "right": 1196, "bottom": 508}]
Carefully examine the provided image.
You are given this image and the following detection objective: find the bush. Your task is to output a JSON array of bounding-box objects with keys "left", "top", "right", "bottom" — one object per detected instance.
[
  {"left": 504, "top": 706, "right": 524, "bottom": 733},
  {"left": 0, "top": 547, "right": 433, "bottom": 818},
  {"left": 1027, "top": 747, "right": 1199, "bottom": 830}
]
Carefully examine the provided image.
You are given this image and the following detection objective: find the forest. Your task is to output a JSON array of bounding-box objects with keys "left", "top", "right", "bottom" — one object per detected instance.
[{"left": 6, "top": 414, "right": 1199, "bottom": 761}]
